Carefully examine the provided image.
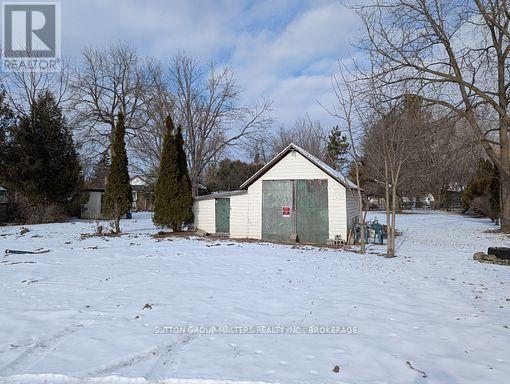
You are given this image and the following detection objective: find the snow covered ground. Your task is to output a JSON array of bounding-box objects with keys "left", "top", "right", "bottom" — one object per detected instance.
[{"left": 0, "top": 211, "right": 509, "bottom": 384}]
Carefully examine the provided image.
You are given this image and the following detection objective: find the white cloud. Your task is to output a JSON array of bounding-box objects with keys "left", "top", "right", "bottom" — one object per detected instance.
[
  {"left": 60, "top": 0, "right": 360, "bottom": 128},
  {"left": 229, "top": 2, "right": 358, "bottom": 128}
]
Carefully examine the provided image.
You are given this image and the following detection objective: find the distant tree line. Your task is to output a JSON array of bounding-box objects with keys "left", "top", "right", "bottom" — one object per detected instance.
[{"left": 204, "top": 159, "right": 264, "bottom": 193}]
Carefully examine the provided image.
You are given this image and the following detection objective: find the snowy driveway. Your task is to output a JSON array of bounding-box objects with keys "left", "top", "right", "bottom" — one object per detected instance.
[{"left": 0, "top": 212, "right": 509, "bottom": 384}]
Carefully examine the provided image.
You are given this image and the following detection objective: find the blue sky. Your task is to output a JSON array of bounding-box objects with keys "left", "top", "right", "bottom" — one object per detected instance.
[{"left": 61, "top": 0, "right": 361, "bottom": 128}]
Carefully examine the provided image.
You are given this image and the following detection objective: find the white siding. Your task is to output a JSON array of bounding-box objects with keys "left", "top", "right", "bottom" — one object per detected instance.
[
  {"left": 331, "top": 184, "right": 348, "bottom": 241},
  {"left": 192, "top": 150, "right": 356, "bottom": 242},
  {"left": 193, "top": 193, "right": 249, "bottom": 236},
  {"left": 346, "top": 191, "right": 361, "bottom": 231},
  {"left": 229, "top": 194, "right": 249, "bottom": 238},
  {"left": 247, "top": 150, "right": 349, "bottom": 241},
  {"left": 192, "top": 198, "right": 216, "bottom": 234}
]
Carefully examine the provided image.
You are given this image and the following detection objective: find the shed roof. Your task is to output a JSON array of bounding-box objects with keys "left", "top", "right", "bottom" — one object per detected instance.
[
  {"left": 195, "top": 190, "right": 248, "bottom": 201},
  {"left": 239, "top": 143, "right": 359, "bottom": 190},
  {"left": 84, "top": 178, "right": 105, "bottom": 191}
]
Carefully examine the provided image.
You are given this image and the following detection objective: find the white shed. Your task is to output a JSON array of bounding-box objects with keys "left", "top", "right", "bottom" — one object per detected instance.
[{"left": 193, "top": 143, "right": 360, "bottom": 244}]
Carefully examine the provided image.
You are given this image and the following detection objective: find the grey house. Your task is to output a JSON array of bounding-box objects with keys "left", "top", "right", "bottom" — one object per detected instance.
[{"left": 0, "top": 186, "right": 7, "bottom": 221}]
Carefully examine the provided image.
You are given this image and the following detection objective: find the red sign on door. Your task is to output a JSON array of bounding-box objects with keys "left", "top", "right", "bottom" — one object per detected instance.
[{"left": 282, "top": 206, "right": 291, "bottom": 217}]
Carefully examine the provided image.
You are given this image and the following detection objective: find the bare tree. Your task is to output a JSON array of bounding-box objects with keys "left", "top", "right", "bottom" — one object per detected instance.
[
  {"left": 130, "top": 61, "right": 174, "bottom": 179},
  {"left": 361, "top": 96, "right": 424, "bottom": 257},
  {"left": 129, "top": 53, "right": 271, "bottom": 194},
  {"left": 265, "top": 117, "right": 327, "bottom": 160},
  {"left": 2, "top": 58, "right": 72, "bottom": 117},
  {"left": 326, "top": 66, "right": 368, "bottom": 253},
  {"left": 355, "top": 0, "right": 510, "bottom": 232},
  {"left": 139, "top": 53, "right": 272, "bottom": 195},
  {"left": 71, "top": 44, "right": 152, "bottom": 159},
  {"left": 402, "top": 115, "right": 482, "bottom": 208}
]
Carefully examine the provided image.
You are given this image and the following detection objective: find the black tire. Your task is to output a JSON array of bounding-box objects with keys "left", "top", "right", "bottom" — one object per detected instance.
[{"left": 488, "top": 247, "right": 510, "bottom": 260}]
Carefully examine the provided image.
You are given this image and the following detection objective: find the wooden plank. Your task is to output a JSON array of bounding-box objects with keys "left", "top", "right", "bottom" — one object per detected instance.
[
  {"left": 262, "top": 180, "right": 293, "bottom": 242},
  {"left": 296, "top": 179, "right": 329, "bottom": 244},
  {"left": 215, "top": 198, "right": 230, "bottom": 234}
]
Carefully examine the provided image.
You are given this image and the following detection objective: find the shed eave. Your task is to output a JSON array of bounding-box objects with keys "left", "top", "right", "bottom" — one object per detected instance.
[
  {"left": 239, "top": 143, "right": 360, "bottom": 191},
  {"left": 194, "top": 190, "right": 248, "bottom": 201}
]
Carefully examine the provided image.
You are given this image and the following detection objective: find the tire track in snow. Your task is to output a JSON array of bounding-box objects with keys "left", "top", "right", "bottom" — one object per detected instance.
[
  {"left": 145, "top": 334, "right": 197, "bottom": 378},
  {"left": 0, "top": 339, "right": 36, "bottom": 354},
  {"left": 81, "top": 334, "right": 195, "bottom": 377},
  {"left": 0, "top": 324, "right": 89, "bottom": 375}
]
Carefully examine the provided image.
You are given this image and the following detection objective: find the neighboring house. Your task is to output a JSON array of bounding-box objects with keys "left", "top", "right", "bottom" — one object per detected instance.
[
  {"left": 192, "top": 143, "right": 360, "bottom": 245},
  {"left": 400, "top": 194, "right": 435, "bottom": 209},
  {"left": 367, "top": 196, "right": 385, "bottom": 210},
  {"left": 80, "top": 179, "right": 105, "bottom": 220},
  {"left": 444, "top": 190, "right": 462, "bottom": 210},
  {"left": 0, "top": 186, "right": 7, "bottom": 204},
  {"left": 196, "top": 183, "right": 208, "bottom": 196},
  {"left": 372, "top": 194, "right": 435, "bottom": 210},
  {"left": 130, "top": 175, "right": 153, "bottom": 211},
  {"left": 0, "top": 186, "right": 8, "bottom": 221},
  {"left": 81, "top": 175, "right": 154, "bottom": 219},
  {"left": 416, "top": 193, "right": 435, "bottom": 208}
]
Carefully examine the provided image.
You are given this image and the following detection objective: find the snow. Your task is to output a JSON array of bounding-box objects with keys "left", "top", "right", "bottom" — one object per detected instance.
[
  {"left": 1, "top": 374, "right": 275, "bottom": 384},
  {"left": 0, "top": 211, "right": 509, "bottom": 384}
]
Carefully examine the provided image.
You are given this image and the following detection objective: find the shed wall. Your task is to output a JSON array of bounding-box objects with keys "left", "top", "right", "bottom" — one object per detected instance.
[
  {"left": 229, "top": 194, "right": 249, "bottom": 238},
  {"left": 192, "top": 198, "right": 216, "bottom": 234},
  {"left": 247, "top": 150, "right": 349, "bottom": 241},
  {"left": 346, "top": 191, "right": 360, "bottom": 232}
]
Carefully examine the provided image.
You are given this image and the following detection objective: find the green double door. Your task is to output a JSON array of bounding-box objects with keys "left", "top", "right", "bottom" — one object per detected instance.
[
  {"left": 262, "top": 180, "right": 294, "bottom": 242},
  {"left": 215, "top": 198, "right": 230, "bottom": 234},
  {"left": 262, "top": 179, "right": 329, "bottom": 244}
]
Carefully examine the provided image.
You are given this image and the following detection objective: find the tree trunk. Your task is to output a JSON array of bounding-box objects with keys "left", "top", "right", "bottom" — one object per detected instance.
[
  {"left": 359, "top": 201, "right": 365, "bottom": 254},
  {"left": 384, "top": 160, "right": 394, "bottom": 257},
  {"left": 387, "top": 184, "right": 397, "bottom": 258},
  {"left": 191, "top": 180, "right": 199, "bottom": 197},
  {"left": 433, "top": 186, "right": 445, "bottom": 210},
  {"left": 355, "top": 165, "right": 365, "bottom": 254},
  {"left": 114, "top": 216, "right": 121, "bottom": 234},
  {"left": 501, "top": 177, "right": 510, "bottom": 233}
]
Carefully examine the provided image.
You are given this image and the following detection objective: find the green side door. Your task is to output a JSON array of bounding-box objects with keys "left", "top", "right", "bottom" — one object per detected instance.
[
  {"left": 262, "top": 180, "right": 293, "bottom": 242},
  {"left": 215, "top": 198, "right": 230, "bottom": 234},
  {"left": 296, "top": 179, "right": 329, "bottom": 244}
]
